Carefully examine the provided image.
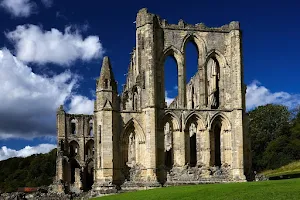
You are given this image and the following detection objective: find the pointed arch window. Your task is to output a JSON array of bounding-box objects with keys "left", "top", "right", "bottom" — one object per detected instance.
[
  {"left": 207, "top": 57, "right": 220, "bottom": 109},
  {"left": 71, "top": 119, "right": 77, "bottom": 135},
  {"left": 88, "top": 119, "right": 93, "bottom": 136},
  {"left": 104, "top": 79, "right": 108, "bottom": 89}
]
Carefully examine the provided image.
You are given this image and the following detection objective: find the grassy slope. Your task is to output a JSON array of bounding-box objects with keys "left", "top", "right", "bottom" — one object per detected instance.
[
  {"left": 92, "top": 178, "right": 300, "bottom": 200},
  {"left": 262, "top": 160, "right": 300, "bottom": 177}
]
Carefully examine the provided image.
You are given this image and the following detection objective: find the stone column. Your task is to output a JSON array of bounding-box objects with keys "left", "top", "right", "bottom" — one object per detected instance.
[
  {"left": 203, "top": 129, "right": 211, "bottom": 167},
  {"left": 173, "top": 130, "right": 185, "bottom": 166},
  {"left": 177, "top": 60, "right": 186, "bottom": 108},
  {"left": 231, "top": 110, "right": 246, "bottom": 181},
  {"left": 196, "top": 129, "right": 205, "bottom": 166},
  {"left": 144, "top": 108, "right": 158, "bottom": 182},
  {"left": 56, "top": 155, "right": 63, "bottom": 181},
  {"left": 184, "top": 130, "right": 190, "bottom": 165},
  {"left": 74, "top": 168, "right": 82, "bottom": 190}
]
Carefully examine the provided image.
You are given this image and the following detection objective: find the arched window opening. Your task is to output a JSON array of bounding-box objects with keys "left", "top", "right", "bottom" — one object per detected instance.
[
  {"left": 184, "top": 40, "right": 199, "bottom": 86},
  {"left": 210, "top": 122, "right": 221, "bottom": 167},
  {"left": 164, "top": 56, "right": 178, "bottom": 107},
  {"left": 189, "top": 123, "right": 197, "bottom": 167},
  {"left": 164, "top": 121, "right": 173, "bottom": 169},
  {"left": 104, "top": 79, "right": 108, "bottom": 89},
  {"left": 60, "top": 140, "right": 64, "bottom": 152},
  {"left": 132, "top": 87, "right": 139, "bottom": 111},
  {"left": 71, "top": 119, "right": 76, "bottom": 135},
  {"left": 70, "top": 141, "right": 79, "bottom": 157},
  {"left": 123, "top": 130, "right": 137, "bottom": 181},
  {"left": 70, "top": 159, "right": 80, "bottom": 184},
  {"left": 127, "top": 132, "right": 136, "bottom": 166},
  {"left": 207, "top": 57, "right": 220, "bottom": 109},
  {"left": 85, "top": 160, "right": 94, "bottom": 191},
  {"left": 85, "top": 140, "right": 94, "bottom": 158},
  {"left": 88, "top": 119, "right": 93, "bottom": 136}
]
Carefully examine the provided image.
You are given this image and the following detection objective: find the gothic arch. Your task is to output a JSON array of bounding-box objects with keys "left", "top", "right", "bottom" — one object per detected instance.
[
  {"left": 160, "top": 45, "right": 183, "bottom": 65},
  {"left": 181, "top": 34, "right": 207, "bottom": 61},
  {"left": 159, "top": 45, "right": 185, "bottom": 108},
  {"left": 69, "top": 140, "right": 79, "bottom": 157},
  {"left": 121, "top": 118, "right": 146, "bottom": 143},
  {"left": 184, "top": 112, "right": 205, "bottom": 167},
  {"left": 161, "top": 111, "right": 181, "bottom": 131},
  {"left": 184, "top": 112, "right": 206, "bottom": 131},
  {"left": 209, "top": 112, "right": 232, "bottom": 167},
  {"left": 205, "top": 49, "right": 229, "bottom": 69},
  {"left": 209, "top": 112, "right": 231, "bottom": 131},
  {"left": 204, "top": 50, "right": 229, "bottom": 108},
  {"left": 70, "top": 118, "right": 78, "bottom": 135},
  {"left": 85, "top": 139, "right": 94, "bottom": 158},
  {"left": 87, "top": 118, "right": 93, "bottom": 136}
]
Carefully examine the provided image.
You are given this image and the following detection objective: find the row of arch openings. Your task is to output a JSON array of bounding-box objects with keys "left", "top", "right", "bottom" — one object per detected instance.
[
  {"left": 70, "top": 119, "right": 94, "bottom": 136},
  {"left": 161, "top": 35, "right": 221, "bottom": 109},
  {"left": 162, "top": 113, "right": 231, "bottom": 170}
]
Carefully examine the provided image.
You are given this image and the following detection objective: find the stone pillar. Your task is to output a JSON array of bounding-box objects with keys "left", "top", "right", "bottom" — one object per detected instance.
[
  {"left": 144, "top": 108, "right": 158, "bottom": 182},
  {"left": 202, "top": 129, "right": 210, "bottom": 168},
  {"left": 196, "top": 130, "right": 205, "bottom": 166},
  {"left": 173, "top": 130, "right": 185, "bottom": 166},
  {"left": 231, "top": 110, "right": 246, "bottom": 181},
  {"left": 56, "top": 155, "right": 63, "bottom": 181},
  {"left": 177, "top": 60, "right": 186, "bottom": 108},
  {"left": 74, "top": 168, "right": 82, "bottom": 190}
]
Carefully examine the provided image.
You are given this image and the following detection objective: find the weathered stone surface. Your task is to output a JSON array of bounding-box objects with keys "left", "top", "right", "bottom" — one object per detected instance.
[{"left": 53, "top": 7, "right": 251, "bottom": 196}]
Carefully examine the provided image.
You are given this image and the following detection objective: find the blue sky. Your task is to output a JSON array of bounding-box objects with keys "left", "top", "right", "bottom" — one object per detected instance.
[{"left": 0, "top": 0, "right": 299, "bottom": 159}]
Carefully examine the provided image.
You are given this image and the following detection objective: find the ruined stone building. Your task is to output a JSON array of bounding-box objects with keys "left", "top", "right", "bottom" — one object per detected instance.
[{"left": 54, "top": 8, "right": 251, "bottom": 193}]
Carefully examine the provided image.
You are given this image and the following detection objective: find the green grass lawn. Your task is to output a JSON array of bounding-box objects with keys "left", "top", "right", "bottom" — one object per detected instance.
[
  {"left": 92, "top": 178, "right": 300, "bottom": 200},
  {"left": 262, "top": 160, "right": 300, "bottom": 178}
]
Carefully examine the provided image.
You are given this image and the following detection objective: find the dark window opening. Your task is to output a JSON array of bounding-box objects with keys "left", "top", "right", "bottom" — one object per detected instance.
[
  {"left": 214, "top": 125, "right": 221, "bottom": 167},
  {"left": 104, "top": 79, "right": 108, "bottom": 89},
  {"left": 190, "top": 134, "right": 197, "bottom": 167},
  {"left": 165, "top": 149, "right": 173, "bottom": 169},
  {"left": 210, "top": 123, "right": 221, "bottom": 167},
  {"left": 191, "top": 86, "right": 195, "bottom": 109},
  {"left": 71, "top": 121, "right": 76, "bottom": 135}
]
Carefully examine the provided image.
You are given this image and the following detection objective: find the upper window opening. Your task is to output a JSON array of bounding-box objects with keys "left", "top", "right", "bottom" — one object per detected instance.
[
  {"left": 104, "top": 79, "right": 108, "bottom": 89},
  {"left": 71, "top": 119, "right": 76, "bottom": 135},
  {"left": 184, "top": 40, "right": 199, "bottom": 85},
  {"left": 164, "top": 55, "right": 178, "bottom": 107}
]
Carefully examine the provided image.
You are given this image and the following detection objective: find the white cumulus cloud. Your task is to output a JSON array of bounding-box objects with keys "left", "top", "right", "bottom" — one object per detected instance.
[
  {"left": 68, "top": 95, "right": 94, "bottom": 115},
  {"left": 0, "top": 0, "right": 36, "bottom": 17},
  {"left": 246, "top": 80, "right": 300, "bottom": 110},
  {"left": 1, "top": 0, "right": 53, "bottom": 17},
  {"left": 0, "top": 49, "right": 94, "bottom": 139},
  {"left": 0, "top": 144, "right": 56, "bottom": 161},
  {"left": 6, "top": 24, "right": 104, "bottom": 66},
  {"left": 165, "top": 91, "right": 174, "bottom": 106}
]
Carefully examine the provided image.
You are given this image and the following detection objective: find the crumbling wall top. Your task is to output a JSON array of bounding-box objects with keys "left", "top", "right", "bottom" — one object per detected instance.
[{"left": 136, "top": 8, "right": 240, "bottom": 32}]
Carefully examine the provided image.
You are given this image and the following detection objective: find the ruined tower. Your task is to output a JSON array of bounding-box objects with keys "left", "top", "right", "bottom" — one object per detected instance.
[{"left": 55, "top": 8, "right": 251, "bottom": 193}]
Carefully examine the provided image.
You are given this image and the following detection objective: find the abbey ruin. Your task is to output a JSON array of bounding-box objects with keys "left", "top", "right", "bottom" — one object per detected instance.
[{"left": 54, "top": 8, "right": 251, "bottom": 193}]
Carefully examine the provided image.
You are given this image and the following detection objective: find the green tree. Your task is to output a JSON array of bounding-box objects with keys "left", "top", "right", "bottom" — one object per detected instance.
[{"left": 248, "top": 104, "right": 290, "bottom": 171}]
